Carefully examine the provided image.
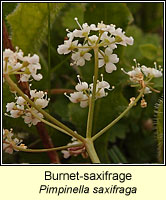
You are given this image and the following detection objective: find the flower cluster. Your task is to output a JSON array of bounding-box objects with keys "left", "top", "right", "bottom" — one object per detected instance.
[
  {"left": 57, "top": 18, "right": 133, "bottom": 73},
  {"left": 121, "top": 60, "right": 162, "bottom": 93},
  {"left": 3, "top": 129, "right": 27, "bottom": 154},
  {"left": 64, "top": 74, "right": 114, "bottom": 108},
  {"left": 122, "top": 59, "right": 163, "bottom": 108},
  {"left": 5, "top": 89, "right": 50, "bottom": 127},
  {"left": 61, "top": 138, "right": 88, "bottom": 159},
  {"left": 3, "top": 47, "right": 42, "bottom": 82}
]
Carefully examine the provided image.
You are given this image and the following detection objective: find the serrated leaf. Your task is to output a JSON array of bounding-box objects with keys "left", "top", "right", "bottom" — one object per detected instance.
[
  {"left": 139, "top": 44, "right": 158, "bottom": 60},
  {"left": 7, "top": 3, "right": 65, "bottom": 54}
]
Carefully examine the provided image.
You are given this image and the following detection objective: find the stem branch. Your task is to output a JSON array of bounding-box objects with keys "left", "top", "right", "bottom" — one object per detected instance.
[
  {"left": 85, "top": 138, "right": 100, "bottom": 163},
  {"left": 4, "top": 74, "right": 85, "bottom": 142},
  {"left": 86, "top": 47, "right": 99, "bottom": 138},
  {"left": 92, "top": 89, "right": 145, "bottom": 141}
]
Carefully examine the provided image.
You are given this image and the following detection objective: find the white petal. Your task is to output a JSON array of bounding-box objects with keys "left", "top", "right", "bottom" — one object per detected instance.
[
  {"left": 105, "top": 47, "right": 113, "bottom": 56},
  {"left": 61, "top": 150, "right": 70, "bottom": 159},
  {"left": 98, "top": 59, "right": 105, "bottom": 68},
  {"left": 6, "top": 102, "right": 15, "bottom": 112},
  {"left": 105, "top": 63, "right": 117, "bottom": 73},
  {"left": 109, "top": 54, "right": 119, "bottom": 63},
  {"left": 32, "top": 73, "right": 43, "bottom": 81},
  {"left": 71, "top": 52, "right": 80, "bottom": 61},
  {"left": 77, "top": 57, "right": 85, "bottom": 66},
  {"left": 84, "top": 53, "right": 92, "bottom": 61},
  {"left": 80, "top": 100, "right": 88, "bottom": 108},
  {"left": 126, "top": 36, "right": 134, "bottom": 45},
  {"left": 16, "top": 97, "right": 25, "bottom": 105}
]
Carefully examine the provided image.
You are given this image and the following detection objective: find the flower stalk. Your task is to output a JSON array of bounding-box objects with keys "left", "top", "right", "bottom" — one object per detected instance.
[
  {"left": 92, "top": 89, "right": 145, "bottom": 141},
  {"left": 86, "top": 47, "right": 99, "bottom": 138},
  {"left": 4, "top": 74, "right": 85, "bottom": 142}
]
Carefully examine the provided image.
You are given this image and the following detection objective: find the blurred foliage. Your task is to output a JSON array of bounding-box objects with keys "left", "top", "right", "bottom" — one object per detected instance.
[
  {"left": 3, "top": 2, "right": 163, "bottom": 164},
  {"left": 6, "top": 3, "right": 65, "bottom": 54},
  {"left": 154, "top": 98, "right": 164, "bottom": 163}
]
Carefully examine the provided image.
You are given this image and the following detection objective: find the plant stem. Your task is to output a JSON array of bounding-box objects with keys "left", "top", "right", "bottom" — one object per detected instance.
[
  {"left": 85, "top": 138, "right": 100, "bottom": 163},
  {"left": 8, "top": 138, "right": 82, "bottom": 153},
  {"left": 86, "top": 47, "right": 99, "bottom": 138},
  {"left": 29, "top": 109, "right": 72, "bottom": 137},
  {"left": 92, "top": 89, "right": 145, "bottom": 141},
  {"left": 47, "top": 2, "right": 51, "bottom": 100},
  {"left": 4, "top": 75, "right": 85, "bottom": 142}
]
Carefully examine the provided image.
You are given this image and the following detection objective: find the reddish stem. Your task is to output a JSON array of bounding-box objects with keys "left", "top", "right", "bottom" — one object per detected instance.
[
  {"left": 46, "top": 88, "right": 75, "bottom": 94},
  {"left": 3, "top": 20, "right": 60, "bottom": 163}
]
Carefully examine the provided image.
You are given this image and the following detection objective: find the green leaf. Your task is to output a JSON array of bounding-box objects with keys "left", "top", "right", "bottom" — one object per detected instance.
[
  {"left": 109, "top": 123, "right": 128, "bottom": 143},
  {"left": 7, "top": 3, "right": 65, "bottom": 54},
  {"left": 124, "top": 25, "right": 161, "bottom": 62},
  {"left": 3, "top": 3, "right": 18, "bottom": 19},
  {"left": 62, "top": 3, "right": 85, "bottom": 29},
  {"left": 139, "top": 44, "right": 158, "bottom": 60},
  {"left": 68, "top": 103, "right": 88, "bottom": 137},
  {"left": 84, "top": 3, "right": 133, "bottom": 29}
]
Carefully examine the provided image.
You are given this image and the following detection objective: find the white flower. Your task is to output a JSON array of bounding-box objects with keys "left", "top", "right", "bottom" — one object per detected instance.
[
  {"left": 122, "top": 67, "right": 144, "bottom": 83},
  {"left": 73, "top": 23, "right": 91, "bottom": 38},
  {"left": 65, "top": 74, "right": 113, "bottom": 107},
  {"left": 97, "top": 75, "right": 110, "bottom": 90},
  {"left": 71, "top": 47, "right": 92, "bottom": 66},
  {"left": 22, "top": 108, "right": 43, "bottom": 127},
  {"left": 10, "top": 109, "right": 23, "bottom": 118},
  {"left": 88, "top": 35, "right": 99, "bottom": 46},
  {"left": 6, "top": 102, "right": 15, "bottom": 112},
  {"left": 112, "top": 28, "right": 134, "bottom": 46},
  {"left": 3, "top": 129, "right": 27, "bottom": 154},
  {"left": 3, "top": 48, "right": 42, "bottom": 82},
  {"left": 61, "top": 150, "right": 71, "bottom": 159},
  {"left": 24, "top": 54, "right": 39, "bottom": 64},
  {"left": 6, "top": 88, "right": 49, "bottom": 126},
  {"left": 16, "top": 96, "right": 26, "bottom": 105},
  {"left": 3, "top": 49, "right": 14, "bottom": 59},
  {"left": 75, "top": 75, "right": 89, "bottom": 91},
  {"left": 98, "top": 47, "right": 119, "bottom": 73},
  {"left": 75, "top": 82, "right": 88, "bottom": 91},
  {"left": 20, "top": 74, "right": 31, "bottom": 82},
  {"left": 30, "top": 89, "right": 50, "bottom": 108},
  {"left": 30, "top": 89, "right": 45, "bottom": 99},
  {"left": 67, "top": 91, "right": 84, "bottom": 103},
  {"left": 101, "top": 32, "right": 117, "bottom": 49},
  {"left": 57, "top": 40, "right": 78, "bottom": 55},
  {"left": 90, "top": 22, "right": 115, "bottom": 32},
  {"left": 144, "top": 87, "right": 152, "bottom": 94},
  {"left": 3, "top": 143, "right": 13, "bottom": 154},
  {"left": 141, "top": 65, "right": 162, "bottom": 78},
  {"left": 35, "top": 98, "right": 49, "bottom": 108},
  {"left": 80, "top": 95, "right": 89, "bottom": 108}
]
